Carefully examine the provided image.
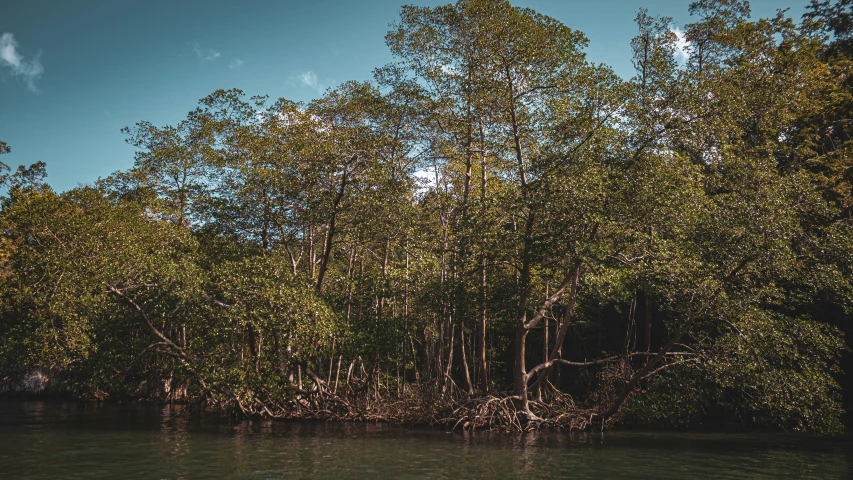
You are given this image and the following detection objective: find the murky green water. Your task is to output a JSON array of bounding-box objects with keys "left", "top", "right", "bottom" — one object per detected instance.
[{"left": 0, "top": 400, "right": 850, "bottom": 479}]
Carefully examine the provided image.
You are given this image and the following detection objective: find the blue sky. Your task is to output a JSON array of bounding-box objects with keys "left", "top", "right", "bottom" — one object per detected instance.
[{"left": 1, "top": 0, "right": 805, "bottom": 192}]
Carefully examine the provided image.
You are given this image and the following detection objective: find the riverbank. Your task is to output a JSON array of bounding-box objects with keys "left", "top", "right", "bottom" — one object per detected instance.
[
  {"left": 1, "top": 371, "right": 603, "bottom": 431},
  {"left": 1, "top": 399, "right": 851, "bottom": 479},
  {"left": 4, "top": 387, "right": 846, "bottom": 436}
]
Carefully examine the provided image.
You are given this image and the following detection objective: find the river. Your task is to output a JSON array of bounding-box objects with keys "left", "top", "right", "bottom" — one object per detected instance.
[{"left": 0, "top": 400, "right": 850, "bottom": 479}]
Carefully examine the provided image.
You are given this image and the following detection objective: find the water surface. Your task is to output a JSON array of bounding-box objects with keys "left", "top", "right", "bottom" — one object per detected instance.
[{"left": 0, "top": 400, "right": 850, "bottom": 479}]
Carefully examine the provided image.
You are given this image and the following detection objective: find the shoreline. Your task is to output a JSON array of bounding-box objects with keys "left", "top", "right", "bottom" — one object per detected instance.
[{"left": 2, "top": 391, "right": 847, "bottom": 436}]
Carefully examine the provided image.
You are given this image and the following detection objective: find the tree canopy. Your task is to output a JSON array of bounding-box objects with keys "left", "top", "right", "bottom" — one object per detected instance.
[{"left": 1, "top": 0, "right": 851, "bottom": 434}]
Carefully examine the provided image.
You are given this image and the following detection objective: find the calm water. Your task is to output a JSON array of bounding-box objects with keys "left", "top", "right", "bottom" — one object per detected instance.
[{"left": 0, "top": 400, "right": 851, "bottom": 479}]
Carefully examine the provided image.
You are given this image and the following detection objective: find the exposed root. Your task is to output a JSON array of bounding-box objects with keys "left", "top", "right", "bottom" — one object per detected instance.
[{"left": 215, "top": 383, "right": 616, "bottom": 433}]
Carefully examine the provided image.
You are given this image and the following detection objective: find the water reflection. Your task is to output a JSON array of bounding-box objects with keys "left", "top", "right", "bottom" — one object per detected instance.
[{"left": 0, "top": 400, "right": 851, "bottom": 479}]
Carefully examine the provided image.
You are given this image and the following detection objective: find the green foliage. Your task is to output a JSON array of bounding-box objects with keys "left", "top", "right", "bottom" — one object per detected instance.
[
  {"left": 626, "top": 311, "right": 846, "bottom": 434},
  {"left": 0, "top": 0, "right": 851, "bottom": 433},
  {"left": 0, "top": 186, "right": 200, "bottom": 395}
]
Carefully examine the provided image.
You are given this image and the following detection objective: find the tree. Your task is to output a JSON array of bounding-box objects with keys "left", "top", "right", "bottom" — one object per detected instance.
[{"left": 0, "top": 0, "right": 849, "bottom": 434}]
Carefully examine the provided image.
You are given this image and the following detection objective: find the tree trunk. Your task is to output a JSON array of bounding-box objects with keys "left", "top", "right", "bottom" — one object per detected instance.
[
  {"left": 513, "top": 325, "right": 531, "bottom": 413},
  {"left": 477, "top": 126, "right": 488, "bottom": 391},
  {"left": 530, "top": 262, "right": 582, "bottom": 392},
  {"left": 317, "top": 157, "right": 353, "bottom": 292},
  {"left": 478, "top": 253, "right": 488, "bottom": 391},
  {"left": 513, "top": 264, "right": 581, "bottom": 416},
  {"left": 334, "top": 355, "right": 342, "bottom": 394},
  {"left": 444, "top": 321, "right": 455, "bottom": 393},
  {"left": 460, "top": 325, "right": 474, "bottom": 396},
  {"left": 644, "top": 293, "right": 653, "bottom": 366}
]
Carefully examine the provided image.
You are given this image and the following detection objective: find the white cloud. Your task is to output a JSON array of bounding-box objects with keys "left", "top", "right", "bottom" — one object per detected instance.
[
  {"left": 229, "top": 58, "right": 244, "bottom": 70},
  {"left": 289, "top": 70, "right": 333, "bottom": 94},
  {"left": 672, "top": 27, "right": 690, "bottom": 63},
  {"left": 0, "top": 33, "right": 44, "bottom": 92},
  {"left": 193, "top": 42, "right": 220, "bottom": 62},
  {"left": 300, "top": 71, "right": 319, "bottom": 89}
]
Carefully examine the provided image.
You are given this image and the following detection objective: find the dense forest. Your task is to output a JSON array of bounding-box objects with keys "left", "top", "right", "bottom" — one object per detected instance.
[{"left": 1, "top": 0, "right": 852, "bottom": 433}]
